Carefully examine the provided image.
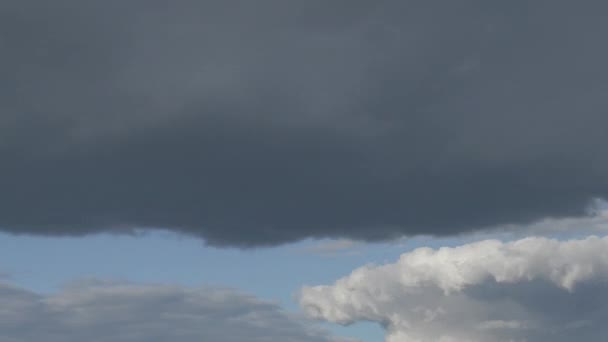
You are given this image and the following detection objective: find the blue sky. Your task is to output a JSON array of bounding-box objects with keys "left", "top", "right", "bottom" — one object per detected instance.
[
  {"left": 3, "top": 208, "right": 607, "bottom": 341},
  {"left": 0, "top": 230, "right": 477, "bottom": 295},
  {"left": 0, "top": 231, "right": 404, "bottom": 340}
]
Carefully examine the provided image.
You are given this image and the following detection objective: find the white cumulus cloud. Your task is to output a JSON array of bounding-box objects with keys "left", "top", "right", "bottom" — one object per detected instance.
[{"left": 299, "top": 235, "right": 608, "bottom": 342}]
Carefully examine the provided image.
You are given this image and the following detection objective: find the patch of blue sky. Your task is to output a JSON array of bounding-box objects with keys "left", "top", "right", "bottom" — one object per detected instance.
[
  {"left": 0, "top": 230, "right": 477, "bottom": 342},
  {"left": 5, "top": 220, "right": 605, "bottom": 342}
]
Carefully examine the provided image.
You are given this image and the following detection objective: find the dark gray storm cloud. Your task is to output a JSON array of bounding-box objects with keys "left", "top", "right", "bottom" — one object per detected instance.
[{"left": 1, "top": 0, "right": 608, "bottom": 246}]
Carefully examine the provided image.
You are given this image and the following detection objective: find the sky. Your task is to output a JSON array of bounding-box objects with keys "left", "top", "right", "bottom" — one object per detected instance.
[{"left": 2, "top": 1, "right": 608, "bottom": 341}]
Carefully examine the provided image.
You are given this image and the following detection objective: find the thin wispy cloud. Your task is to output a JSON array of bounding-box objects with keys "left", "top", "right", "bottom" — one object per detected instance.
[{"left": 299, "top": 240, "right": 362, "bottom": 257}]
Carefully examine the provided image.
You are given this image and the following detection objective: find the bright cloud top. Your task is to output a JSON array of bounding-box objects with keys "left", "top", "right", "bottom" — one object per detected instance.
[
  {"left": 300, "top": 236, "right": 608, "bottom": 342},
  {"left": 0, "top": 280, "right": 350, "bottom": 342}
]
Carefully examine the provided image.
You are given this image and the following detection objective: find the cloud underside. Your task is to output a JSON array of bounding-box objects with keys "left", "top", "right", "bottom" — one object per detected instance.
[
  {"left": 300, "top": 235, "right": 608, "bottom": 342},
  {"left": 2, "top": 1, "right": 608, "bottom": 245},
  {"left": 0, "top": 280, "right": 349, "bottom": 342}
]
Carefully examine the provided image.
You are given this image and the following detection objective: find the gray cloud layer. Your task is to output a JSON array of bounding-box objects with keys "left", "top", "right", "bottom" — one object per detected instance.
[
  {"left": 2, "top": 1, "right": 608, "bottom": 245},
  {"left": 0, "top": 280, "right": 347, "bottom": 342}
]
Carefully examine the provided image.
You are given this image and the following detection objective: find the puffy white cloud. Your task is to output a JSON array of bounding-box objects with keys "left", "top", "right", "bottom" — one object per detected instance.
[
  {"left": 0, "top": 279, "right": 348, "bottom": 342},
  {"left": 300, "top": 235, "right": 608, "bottom": 342}
]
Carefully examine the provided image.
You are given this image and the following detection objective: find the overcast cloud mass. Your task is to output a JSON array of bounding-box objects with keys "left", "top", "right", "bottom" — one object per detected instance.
[
  {"left": 2, "top": 1, "right": 608, "bottom": 246},
  {"left": 300, "top": 235, "right": 608, "bottom": 342},
  {"left": 0, "top": 280, "right": 354, "bottom": 342}
]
